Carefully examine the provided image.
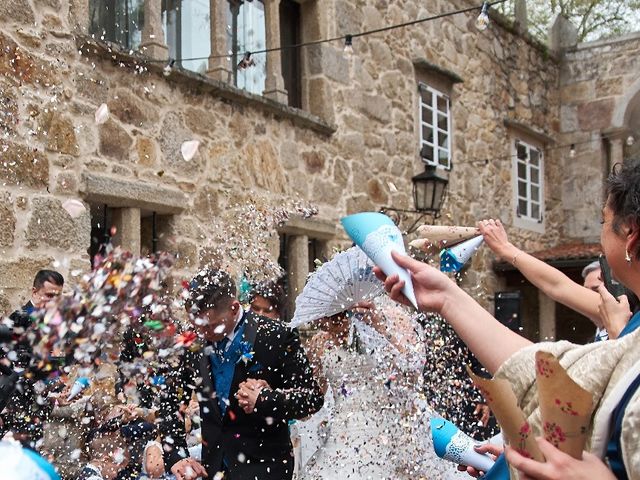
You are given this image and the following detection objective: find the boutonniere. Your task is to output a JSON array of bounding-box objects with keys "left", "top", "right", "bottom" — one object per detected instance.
[
  {"left": 237, "top": 341, "right": 255, "bottom": 365},
  {"left": 176, "top": 331, "right": 198, "bottom": 348}
]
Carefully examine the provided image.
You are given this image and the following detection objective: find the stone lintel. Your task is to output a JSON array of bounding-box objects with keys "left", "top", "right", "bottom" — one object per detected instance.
[
  {"left": 76, "top": 36, "right": 337, "bottom": 137},
  {"left": 80, "top": 173, "right": 187, "bottom": 214},
  {"left": 601, "top": 126, "right": 632, "bottom": 141},
  {"left": 278, "top": 217, "right": 336, "bottom": 240},
  {"left": 412, "top": 58, "right": 464, "bottom": 84},
  {"left": 504, "top": 118, "right": 556, "bottom": 146}
]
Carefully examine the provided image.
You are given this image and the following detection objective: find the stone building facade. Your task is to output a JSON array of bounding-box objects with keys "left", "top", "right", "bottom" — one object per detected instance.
[{"left": 0, "top": 0, "right": 637, "bottom": 338}]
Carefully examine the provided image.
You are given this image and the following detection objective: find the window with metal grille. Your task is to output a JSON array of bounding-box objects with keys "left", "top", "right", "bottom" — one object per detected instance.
[
  {"left": 513, "top": 140, "right": 544, "bottom": 223},
  {"left": 419, "top": 83, "right": 451, "bottom": 170}
]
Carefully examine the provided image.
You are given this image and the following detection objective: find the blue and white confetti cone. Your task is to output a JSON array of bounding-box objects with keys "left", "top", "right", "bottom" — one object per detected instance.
[
  {"left": 0, "top": 441, "right": 60, "bottom": 480},
  {"left": 67, "top": 377, "right": 90, "bottom": 401},
  {"left": 341, "top": 212, "right": 417, "bottom": 308},
  {"left": 430, "top": 418, "right": 495, "bottom": 472},
  {"left": 440, "top": 235, "right": 484, "bottom": 272}
]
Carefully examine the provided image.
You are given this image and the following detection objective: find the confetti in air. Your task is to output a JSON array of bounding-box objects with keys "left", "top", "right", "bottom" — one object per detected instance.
[
  {"left": 203, "top": 196, "right": 319, "bottom": 283},
  {"left": 181, "top": 140, "right": 200, "bottom": 161},
  {"left": 94, "top": 103, "right": 109, "bottom": 124},
  {"left": 61, "top": 198, "right": 87, "bottom": 218}
]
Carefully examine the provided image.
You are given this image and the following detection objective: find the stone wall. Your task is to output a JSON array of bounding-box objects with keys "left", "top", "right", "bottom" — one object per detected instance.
[
  {"left": 559, "top": 32, "right": 640, "bottom": 241},
  {"left": 0, "top": 0, "right": 565, "bottom": 311}
]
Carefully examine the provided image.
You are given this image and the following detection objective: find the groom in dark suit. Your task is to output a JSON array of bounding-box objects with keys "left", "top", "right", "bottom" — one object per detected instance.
[{"left": 163, "top": 268, "right": 323, "bottom": 480}]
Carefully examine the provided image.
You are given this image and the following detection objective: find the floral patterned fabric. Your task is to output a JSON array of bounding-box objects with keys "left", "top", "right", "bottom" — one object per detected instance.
[{"left": 495, "top": 328, "right": 640, "bottom": 479}]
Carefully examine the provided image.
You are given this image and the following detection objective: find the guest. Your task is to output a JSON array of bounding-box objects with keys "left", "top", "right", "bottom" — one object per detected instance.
[
  {"left": 479, "top": 220, "right": 632, "bottom": 341},
  {"left": 8, "top": 269, "right": 64, "bottom": 330},
  {"left": 376, "top": 160, "right": 640, "bottom": 479},
  {"left": 249, "top": 280, "right": 286, "bottom": 321},
  {"left": 78, "top": 425, "right": 131, "bottom": 480},
  {"left": 1, "top": 270, "right": 64, "bottom": 447},
  {"left": 160, "top": 268, "right": 323, "bottom": 480}
]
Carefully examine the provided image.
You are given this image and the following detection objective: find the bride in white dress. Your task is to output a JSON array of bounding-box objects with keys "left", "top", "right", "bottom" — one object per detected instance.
[{"left": 297, "top": 298, "right": 464, "bottom": 480}]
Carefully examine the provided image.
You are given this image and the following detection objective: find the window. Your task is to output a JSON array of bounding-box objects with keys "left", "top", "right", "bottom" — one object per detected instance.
[
  {"left": 227, "top": 0, "right": 267, "bottom": 95},
  {"left": 89, "top": 0, "right": 144, "bottom": 50},
  {"left": 513, "top": 140, "right": 544, "bottom": 230},
  {"left": 280, "top": 0, "right": 302, "bottom": 108},
  {"left": 278, "top": 232, "right": 329, "bottom": 321},
  {"left": 89, "top": 204, "right": 113, "bottom": 262},
  {"left": 419, "top": 83, "right": 451, "bottom": 169},
  {"left": 89, "top": 204, "right": 170, "bottom": 263},
  {"left": 162, "top": 0, "right": 212, "bottom": 74}
]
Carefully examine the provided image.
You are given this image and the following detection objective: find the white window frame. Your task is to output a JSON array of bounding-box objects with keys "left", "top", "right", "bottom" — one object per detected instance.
[
  {"left": 512, "top": 139, "right": 545, "bottom": 233},
  {"left": 418, "top": 82, "right": 451, "bottom": 170}
]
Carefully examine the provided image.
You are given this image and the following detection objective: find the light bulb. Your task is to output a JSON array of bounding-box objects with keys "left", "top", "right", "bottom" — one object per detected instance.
[
  {"left": 627, "top": 135, "right": 635, "bottom": 146},
  {"left": 163, "top": 59, "right": 175, "bottom": 77},
  {"left": 569, "top": 144, "right": 576, "bottom": 158},
  {"left": 237, "top": 52, "right": 255, "bottom": 70},
  {"left": 476, "top": 2, "right": 490, "bottom": 31},
  {"left": 344, "top": 35, "right": 354, "bottom": 58}
]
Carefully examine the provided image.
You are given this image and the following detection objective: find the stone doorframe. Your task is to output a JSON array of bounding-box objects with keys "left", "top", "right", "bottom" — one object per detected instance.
[
  {"left": 278, "top": 217, "right": 335, "bottom": 319},
  {"left": 80, "top": 172, "right": 187, "bottom": 255}
]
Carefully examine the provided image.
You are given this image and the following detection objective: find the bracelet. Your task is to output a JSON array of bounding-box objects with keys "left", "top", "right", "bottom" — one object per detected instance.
[{"left": 512, "top": 252, "right": 520, "bottom": 265}]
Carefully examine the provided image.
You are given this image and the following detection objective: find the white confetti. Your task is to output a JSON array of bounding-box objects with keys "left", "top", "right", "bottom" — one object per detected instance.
[
  {"left": 94, "top": 103, "right": 109, "bottom": 124},
  {"left": 112, "top": 448, "right": 126, "bottom": 465},
  {"left": 181, "top": 140, "right": 200, "bottom": 161},
  {"left": 61, "top": 199, "right": 86, "bottom": 218}
]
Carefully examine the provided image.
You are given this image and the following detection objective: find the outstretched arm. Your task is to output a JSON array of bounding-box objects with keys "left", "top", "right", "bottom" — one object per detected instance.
[
  {"left": 374, "top": 252, "right": 532, "bottom": 374},
  {"left": 479, "top": 219, "right": 601, "bottom": 326}
]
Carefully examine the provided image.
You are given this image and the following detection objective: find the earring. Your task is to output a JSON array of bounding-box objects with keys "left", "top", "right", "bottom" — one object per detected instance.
[{"left": 625, "top": 249, "right": 632, "bottom": 264}]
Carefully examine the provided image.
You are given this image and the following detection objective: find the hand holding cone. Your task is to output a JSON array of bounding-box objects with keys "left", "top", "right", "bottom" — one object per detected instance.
[
  {"left": 467, "top": 352, "right": 594, "bottom": 465},
  {"left": 468, "top": 367, "right": 544, "bottom": 462},
  {"left": 341, "top": 212, "right": 417, "bottom": 308},
  {"left": 430, "top": 417, "right": 496, "bottom": 472},
  {"left": 534, "top": 351, "right": 593, "bottom": 459}
]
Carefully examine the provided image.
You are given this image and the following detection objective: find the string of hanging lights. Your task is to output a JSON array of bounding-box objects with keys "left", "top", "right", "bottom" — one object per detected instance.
[{"left": 159, "top": 1, "right": 501, "bottom": 75}]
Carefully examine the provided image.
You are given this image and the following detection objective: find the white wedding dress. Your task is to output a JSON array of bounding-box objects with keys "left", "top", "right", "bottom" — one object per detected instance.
[{"left": 297, "top": 319, "right": 465, "bottom": 480}]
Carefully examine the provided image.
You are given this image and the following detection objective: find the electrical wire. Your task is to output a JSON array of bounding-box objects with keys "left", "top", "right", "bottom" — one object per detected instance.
[{"left": 149, "top": 0, "right": 505, "bottom": 64}]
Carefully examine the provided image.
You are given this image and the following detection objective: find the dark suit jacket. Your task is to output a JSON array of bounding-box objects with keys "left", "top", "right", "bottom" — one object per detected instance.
[
  {"left": 2, "top": 301, "right": 46, "bottom": 442},
  {"left": 9, "top": 301, "right": 35, "bottom": 330},
  {"left": 160, "top": 311, "right": 323, "bottom": 480}
]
